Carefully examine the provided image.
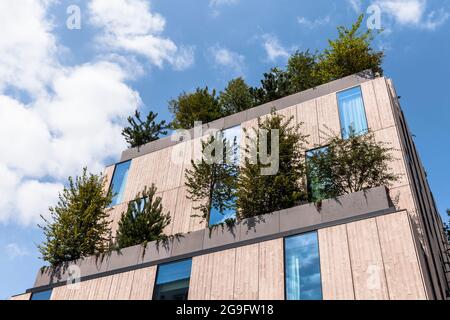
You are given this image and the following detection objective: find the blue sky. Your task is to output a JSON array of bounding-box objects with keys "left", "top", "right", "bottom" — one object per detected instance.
[{"left": 1, "top": 0, "right": 449, "bottom": 299}]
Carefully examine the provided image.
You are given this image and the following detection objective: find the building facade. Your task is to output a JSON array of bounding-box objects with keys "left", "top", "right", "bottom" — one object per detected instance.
[{"left": 12, "top": 71, "right": 450, "bottom": 300}]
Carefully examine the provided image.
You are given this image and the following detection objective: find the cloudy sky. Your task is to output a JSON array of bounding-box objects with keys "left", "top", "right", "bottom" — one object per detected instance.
[{"left": 1, "top": 0, "right": 449, "bottom": 299}]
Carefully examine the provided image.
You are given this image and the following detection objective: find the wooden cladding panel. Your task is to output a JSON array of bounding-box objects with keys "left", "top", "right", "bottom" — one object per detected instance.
[
  {"left": 318, "top": 225, "right": 355, "bottom": 300},
  {"left": 160, "top": 188, "right": 179, "bottom": 236},
  {"left": 375, "top": 212, "right": 427, "bottom": 300},
  {"left": 346, "top": 219, "right": 389, "bottom": 300},
  {"left": 233, "top": 243, "right": 259, "bottom": 300},
  {"left": 108, "top": 271, "right": 135, "bottom": 300},
  {"left": 210, "top": 249, "right": 236, "bottom": 300},
  {"left": 373, "top": 126, "right": 409, "bottom": 188},
  {"left": 276, "top": 105, "right": 298, "bottom": 124},
  {"left": 189, "top": 239, "right": 284, "bottom": 300},
  {"left": 361, "top": 81, "right": 382, "bottom": 132},
  {"left": 50, "top": 267, "right": 156, "bottom": 300},
  {"left": 107, "top": 203, "right": 128, "bottom": 239},
  {"left": 10, "top": 293, "right": 31, "bottom": 300},
  {"left": 171, "top": 186, "right": 193, "bottom": 235},
  {"left": 297, "top": 99, "right": 319, "bottom": 149},
  {"left": 372, "top": 78, "right": 395, "bottom": 129},
  {"left": 122, "top": 152, "right": 156, "bottom": 203},
  {"left": 258, "top": 238, "right": 285, "bottom": 300},
  {"left": 316, "top": 93, "right": 340, "bottom": 143},
  {"left": 129, "top": 267, "right": 157, "bottom": 300},
  {"left": 189, "top": 254, "right": 214, "bottom": 300}
]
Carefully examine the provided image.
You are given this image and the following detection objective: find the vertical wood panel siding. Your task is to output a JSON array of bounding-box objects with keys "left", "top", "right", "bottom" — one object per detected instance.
[
  {"left": 210, "top": 249, "right": 236, "bottom": 300},
  {"left": 297, "top": 99, "right": 319, "bottom": 149},
  {"left": 50, "top": 267, "right": 156, "bottom": 300},
  {"left": 316, "top": 93, "right": 340, "bottom": 143},
  {"left": 346, "top": 219, "right": 390, "bottom": 300},
  {"left": 189, "top": 239, "right": 284, "bottom": 300},
  {"left": 189, "top": 254, "right": 214, "bottom": 300},
  {"left": 318, "top": 225, "right": 355, "bottom": 300},
  {"left": 372, "top": 78, "right": 396, "bottom": 129},
  {"left": 258, "top": 238, "right": 285, "bottom": 300},
  {"left": 361, "top": 81, "right": 382, "bottom": 132},
  {"left": 233, "top": 243, "right": 259, "bottom": 300},
  {"left": 373, "top": 126, "right": 410, "bottom": 188},
  {"left": 375, "top": 211, "right": 427, "bottom": 300}
]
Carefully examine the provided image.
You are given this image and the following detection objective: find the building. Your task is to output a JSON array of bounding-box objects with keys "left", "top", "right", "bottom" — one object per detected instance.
[{"left": 11, "top": 71, "right": 450, "bottom": 300}]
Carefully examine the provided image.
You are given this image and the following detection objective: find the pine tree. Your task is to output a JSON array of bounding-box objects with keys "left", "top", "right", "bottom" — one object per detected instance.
[
  {"left": 38, "top": 168, "right": 113, "bottom": 267},
  {"left": 185, "top": 134, "right": 239, "bottom": 225},
  {"left": 306, "top": 130, "right": 399, "bottom": 200},
  {"left": 122, "top": 110, "right": 168, "bottom": 148},
  {"left": 316, "top": 14, "right": 384, "bottom": 83},
  {"left": 219, "top": 77, "right": 255, "bottom": 115},
  {"left": 115, "top": 184, "right": 171, "bottom": 249},
  {"left": 237, "top": 111, "right": 309, "bottom": 219},
  {"left": 287, "top": 50, "right": 320, "bottom": 94},
  {"left": 250, "top": 68, "right": 291, "bottom": 105},
  {"left": 169, "top": 87, "right": 223, "bottom": 129}
]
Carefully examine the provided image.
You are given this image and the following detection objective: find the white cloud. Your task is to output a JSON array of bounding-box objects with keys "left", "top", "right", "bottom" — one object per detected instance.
[
  {"left": 297, "top": 16, "right": 331, "bottom": 29},
  {"left": 4, "top": 243, "right": 30, "bottom": 260},
  {"left": 347, "top": 0, "right": 363, "bottom": 12},
  {"left": 372, "top": 0, "right": 449, "bottom": 30},
  {"left": 89, "top": 0, "right": 194, "bottom": 70},
  {"left": 0, "top": 1, "right": 144, "bottom": 226},
  {"left": 209, "top": 0, "right": 240, "bottom": 6},
  {"left": 209, "top": 0, "right": 240, "bottom": 17},
  {"left": 0, "top": 0, "right": 59, "bottom": 97},
  {"left": 209, "top": 46, "right": 245, "bottom": 76},
  {"left": 262, "top": 34, "right": 290, "bottom": 62}
]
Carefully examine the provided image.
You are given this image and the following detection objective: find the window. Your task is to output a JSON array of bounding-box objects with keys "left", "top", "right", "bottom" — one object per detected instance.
[
  {"left": 285, "top": 232, "right": 322, "bottom": 300},
  {"left": 209, "top": 126, "right": 240, "bottom": 226},
  {"left": 306, "top": 147, "right": 328, "bottom": 202},
  {"left": 337, "top": 86, "right": 368, "bottom": 139},
  {"left": 30, "top": 289, "right": 52, "bottom": 300},
  {"left": 109, "top": 160, "right": 131, "bottom": 207},
  {"left": 153, "top": 259, "right": 192, "bottom": 300}
]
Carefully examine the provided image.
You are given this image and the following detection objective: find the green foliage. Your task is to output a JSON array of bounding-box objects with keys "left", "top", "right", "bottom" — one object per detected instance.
[
  {"left": 122, "top": 110, "right": 169, "bottom": 148},
  {"left": 287, "top": 50, "right": 320, "bottom": 94},
  {"left": 185, "top": 135, "right": 239, "bottom": 225},
  {"left": 167, "top": 16, "right": 384, "bottom": 128},
  {"left": 237, "top": 111, "right": 309, "bottom": 219},
  {"left": 115, "top": 184, "right": 171, "bottom": 249},
  {"left": 169, "top": 87, "right": 222, "bottom": 129},
  {"left": 38, "top": 168, "right": 113, "bottom": 267},
  {"left": 219, "top": 77, "right": 255, "bottom": 115},
  {"left": 250, "top": 68, "right": 291, "bottom": 105},
  {"left": 306, "top": 130, "right": 399, "bottom": 200},
  {"left": 316, "top": 14, "right": 384, "bottom": 83}
]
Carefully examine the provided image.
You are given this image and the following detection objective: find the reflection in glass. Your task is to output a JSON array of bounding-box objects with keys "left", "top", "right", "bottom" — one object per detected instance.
[
  {"left": 30, "top": 289, "right": 52, "bottom": 300},
  {"left": 109, "top": 160, "right": 131, "bottom": 207},
  {"left": 337, "top": 86, "right": 368, "bottom": 139},
  {"left": 285, "top": 232, "right": 322, "bottom": 300},
  {"left": 153, "top": 259, "right": 192, "bottom": 300}
]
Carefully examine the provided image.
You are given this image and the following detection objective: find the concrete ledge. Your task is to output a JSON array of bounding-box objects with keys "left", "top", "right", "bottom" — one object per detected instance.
[
  {"left": 118, "top": 70, "right": 374, "bottom": 163},
  {"left": 30, "top": 185, "right": 393, "bottom": 293}
]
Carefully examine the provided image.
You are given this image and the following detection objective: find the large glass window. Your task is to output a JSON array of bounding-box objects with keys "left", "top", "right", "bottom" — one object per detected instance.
[
  {"left": 285, "top": 232, "right": 322, "bottom": 300},
  {"left": 306, "top": 147, "right": 328, "bottom": 202},
  {"left": 153, "top": 259, "right": 192, "bottom": 300},
  {"left": 209, "top": 126, "right": 240, "bottom": 226},
  {"left": 337, "top": 86, "right": 368, "bottom": 139},
  {"left": 30, "top": 289, "right": 52, "bottom": 300},
  {"left": 109, "top": 160, "right": 131, "bottom": 207}
]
